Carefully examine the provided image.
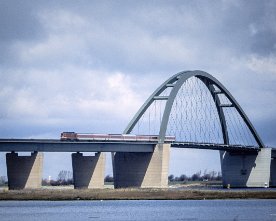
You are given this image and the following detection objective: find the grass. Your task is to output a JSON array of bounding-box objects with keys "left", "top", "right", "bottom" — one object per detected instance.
[{"left": 0, "top": 188, "right": 276, "bottom": 201}]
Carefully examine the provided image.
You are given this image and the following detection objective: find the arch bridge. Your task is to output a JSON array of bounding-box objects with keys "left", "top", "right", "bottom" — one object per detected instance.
[
  {"left": 124, "top": 70, "right": 264, "bottom": 151},
  {"left": 0, "top": 70, "right": 275, "bottom": 189},
  {"left": 114, "top": 70, "right": 273, "bottom": 188}
]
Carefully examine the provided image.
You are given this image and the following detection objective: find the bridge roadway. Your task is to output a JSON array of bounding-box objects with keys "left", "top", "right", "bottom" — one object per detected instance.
[
  {"left": 0, "top": 139, "right": 260, "bottom": 152},
  {"left": 171, "top": 142, "right": 259, "bottom": 152}
]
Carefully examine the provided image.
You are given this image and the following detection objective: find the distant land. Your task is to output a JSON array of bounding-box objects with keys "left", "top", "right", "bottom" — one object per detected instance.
[{"left": 1, "top": 185, "right": 276, "bottom": 201}]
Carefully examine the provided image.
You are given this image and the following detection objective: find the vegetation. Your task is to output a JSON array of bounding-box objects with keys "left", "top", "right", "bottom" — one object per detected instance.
[
  {"left": 0, "top": 188, "right": 276, "bottom": 201},
  {"left": 42, "top": 170, "right": 73, "bottom": 186},
  {"left": 104, "top": 175, "right": 114, "bottom": 183},
  {"left": 1, "top": 170, "right": 275, "bottom": 201},
  {"left": 41, "top": 170, "right": 221, "bottom": 187},
  {"left": 168, "top": 170, "right": 222, "bottom": 183},
  {"left": 42, "top": 171, "right": 114, "bottom": 186},
  {"left": 0, "top": 176, "right": 7, "bottom": 186}
]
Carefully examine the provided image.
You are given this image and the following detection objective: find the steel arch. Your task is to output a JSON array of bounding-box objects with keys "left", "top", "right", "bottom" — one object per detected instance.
[{"left": 124, "top": 70, "right": 265, "bottom": 148}]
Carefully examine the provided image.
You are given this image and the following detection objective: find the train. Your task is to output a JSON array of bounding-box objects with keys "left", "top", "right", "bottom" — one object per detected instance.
[{"left": 60, "top": 132, "right": 175, "bottom": 142}]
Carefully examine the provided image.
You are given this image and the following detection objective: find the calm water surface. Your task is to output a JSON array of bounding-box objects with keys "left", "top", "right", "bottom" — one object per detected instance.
[{"left": 0, "top": 200, "right": 275, "bottom": 221}]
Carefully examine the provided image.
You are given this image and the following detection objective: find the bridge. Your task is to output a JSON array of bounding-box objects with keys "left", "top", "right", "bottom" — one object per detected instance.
[
  {"left": 0, "top": 139, "right": 155, "bottom": 152},
  {"left": 0, "top": 139, "right": 260, "bottom": 152},
  {"left": 0, "top": 70, "right": 275, "bottom": 189}
]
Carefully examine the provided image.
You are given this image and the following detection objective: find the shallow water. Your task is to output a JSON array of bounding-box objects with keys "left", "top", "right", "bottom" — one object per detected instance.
[{"left": 0, "top": 200, "right": 275, "bottom": 221}]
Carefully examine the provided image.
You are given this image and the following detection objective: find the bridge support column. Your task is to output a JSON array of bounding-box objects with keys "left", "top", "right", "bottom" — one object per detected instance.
[
  {"left": 6, "top": 152, "right": 43, "bottom": 190},
  {"left": 220, "top": 148, "right": 271, "bottom": 188},
  {"left": 270, "top": 149, "right": 276, "bottom": 187},
  {"left": 72, "top": 152, "right": 105, "bottom": 189},
  {"left": 113, "top": 144, "right": 170, "bottom": 188}
]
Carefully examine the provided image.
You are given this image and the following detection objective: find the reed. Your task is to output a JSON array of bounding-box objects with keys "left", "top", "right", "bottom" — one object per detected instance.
[{"left": 0, "top": 188, "right": 276, "bottom": 201}]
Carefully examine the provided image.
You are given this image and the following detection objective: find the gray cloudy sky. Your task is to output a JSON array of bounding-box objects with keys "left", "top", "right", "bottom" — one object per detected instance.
[{"left": 0, "top": 0, "right": 276, "bottom": 179}]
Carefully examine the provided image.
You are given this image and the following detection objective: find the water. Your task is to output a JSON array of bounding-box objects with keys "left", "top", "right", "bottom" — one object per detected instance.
[{"left": 0, "top": 200, "right": 275, "bottom": 221}]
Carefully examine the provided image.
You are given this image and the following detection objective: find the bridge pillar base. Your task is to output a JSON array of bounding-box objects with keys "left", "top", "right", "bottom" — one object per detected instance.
[
  {"left": 220, "top": 148, "right": 271, "bottom": 188},
  {"left": 113, "top": 144, "right": 170, "bottom": 188},
  {"left": 72, "top": 152, "right": 105, "bottom": 189},
  {"left": 6, "top": 152, "right": 43, "bottom": 190}
]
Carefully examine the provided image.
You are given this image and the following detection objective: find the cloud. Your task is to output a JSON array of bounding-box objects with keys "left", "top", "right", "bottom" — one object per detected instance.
[
  {"left": 247, "top": 54, "right": 276, "bottom": 77},
  {"left": 0, "top": 68, "right": 144, "bottom": 135},
  {"left": 0, "top": 1, "right": 43, "bottom": 42},
  {"left": 0, "top": 0, "right": 276, "bottom": 178},
  {"left": 2, "top": 1, "right": 276, "bottom": 74}
]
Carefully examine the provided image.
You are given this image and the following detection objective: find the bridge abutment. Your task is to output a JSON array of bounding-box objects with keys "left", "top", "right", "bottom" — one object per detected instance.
[
  {"left": 220, "top": 148, "right": 271, "bottom": 188},
  {"left": 113, "top": 144, "right": 170, "bottom": 188},
  {"left": 6, "top": 152, "right": 43, "bottom": 190},
  {"left": 71, "top": 152, "right": 105, "bottom": 189}
]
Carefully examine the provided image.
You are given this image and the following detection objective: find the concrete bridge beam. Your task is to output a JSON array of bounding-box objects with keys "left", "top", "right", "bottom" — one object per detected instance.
[
  {"left": 6, "top": 152, "right": 43, "bottom": 190},
  {"left": 220, "top": 148, "right": 271, "bottom": 188},
  {"left": 113, "top": 144, "right": 170, "bottom": 188},
  {"left": 71, "top": 152, "right": 105, "bottom": 189}
]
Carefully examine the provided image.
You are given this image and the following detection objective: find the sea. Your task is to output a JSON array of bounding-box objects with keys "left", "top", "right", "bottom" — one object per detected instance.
[{"left": 0, "top": 200, "right": 275, "bottom": 221}]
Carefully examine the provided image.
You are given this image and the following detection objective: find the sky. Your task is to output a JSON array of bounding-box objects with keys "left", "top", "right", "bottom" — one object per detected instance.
[{"left": 0, "top": 0, "right": 276, "bottom": 179}]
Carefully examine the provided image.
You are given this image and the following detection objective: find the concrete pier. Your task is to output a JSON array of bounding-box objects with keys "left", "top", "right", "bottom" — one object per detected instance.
[
  {"left": 220, "top": 148, "right": 271, "bottom": 188},
  {"left": 113, "top": 144, "right": 170, "bottom": 188},
  {"left": 271, "top": 159, "right": 276, "bottom": 187},
  {"left": 71, "top": 152, "right": 105, "bottom": 189},
  {"left": 6, "top": 152, "right": 43, "bottom": 190},
  {"left": 270, "top": 149, "right": 276, "bottom": 187}
]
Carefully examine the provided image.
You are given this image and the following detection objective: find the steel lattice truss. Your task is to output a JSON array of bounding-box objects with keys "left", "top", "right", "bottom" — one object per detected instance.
[{"left": 124, "top": 70, "right": 264, "bottom": 149}]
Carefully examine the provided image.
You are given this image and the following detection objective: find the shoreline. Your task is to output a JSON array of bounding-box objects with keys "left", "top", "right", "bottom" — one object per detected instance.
[{"left": 1, "top": 188, "right": 276, "bottom": 201}]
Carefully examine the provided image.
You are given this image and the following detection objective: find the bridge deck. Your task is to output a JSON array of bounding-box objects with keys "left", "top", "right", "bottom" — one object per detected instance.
[
  {"left": 0, "top": 139, "right": 155, "bottom": 152},
  {"left": 171, "top": 142, "right": 260, "bottom": 152},
  {"left": 0, "top": 139, "right": 261, "bottom": 153}
]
